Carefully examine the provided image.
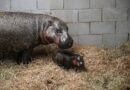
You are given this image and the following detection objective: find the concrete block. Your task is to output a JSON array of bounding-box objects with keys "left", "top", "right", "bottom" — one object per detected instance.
[
  {"left": 129, "top": 33, "right": 130, "bottom": 41},
  {"left": 129, "top": 9, "right": 130, "bottom": 20},
  {"left": 1, "top": 9, "right": 32, "bottom": 13},
  {"left": 31, "top": 10, "right": 51, "bottom": 15},
  {"left": 79, "top": 9, "right": 101, "bottom": 22},
  {"left": 117, "top": 0, "right": 130, "bottom": 8},
  {"left": 7, "top": 10, "right": 32, "bottom": 13},
  {"left": 90, "top": 0, "right": 115, "bottom": 8},
  {"left": 67, "top": 23, "right": 89, "bottom": 35},
  {"left": 64, "top": 0, "right": 89, "bottom": 9},
  {"left": 117, "top": 21, "right": 130, "bottom": 33},
  {"left": 103, "top": 8, "right": 127, "bottom": 21},
  {"left": 67, "top": 23, "right": 78, "bottom": 35},
  {"left": 78, "top": 35, "right": 102, "bottom": 46},
  {"left": 103, "top": 34, "right": 116, "bottom": 48},
  {"left": 38, "top": 0, "right": 63, "bottom": 10},
  {"left": 116, "top": 34, "right": 128, "bottom": 47},
  {"left": 11, "top": 0, "right": 36, "bottom": 10},
  {"left": 72, "top": 35, "right": 79, "bottom": 44},
  {"left": 0, "top": 0, "right": 10, "bottom": 10},
  {"left": 51, "top": 10, "right": 78, "bottom": 22},
  {"left": 91, "top": 22, "right": 115, "bottom": 34}
]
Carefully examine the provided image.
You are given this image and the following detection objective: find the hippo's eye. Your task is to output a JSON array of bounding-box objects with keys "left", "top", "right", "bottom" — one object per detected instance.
[{"left": 56, "top": 29, "right": 62, "bottom": 33}]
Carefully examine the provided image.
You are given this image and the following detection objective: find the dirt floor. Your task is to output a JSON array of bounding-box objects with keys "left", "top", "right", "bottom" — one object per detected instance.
[{"left": 0, "top": 43, "right": 130, "bottom": 90}]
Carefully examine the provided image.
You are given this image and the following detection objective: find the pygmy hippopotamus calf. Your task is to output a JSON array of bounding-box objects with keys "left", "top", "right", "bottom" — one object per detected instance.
[
  {"left": 52, "top": 50, "right": 86, "bottom": 71},
  {"left": 0, "top": 12, "right": 73, "bottom": 64}
]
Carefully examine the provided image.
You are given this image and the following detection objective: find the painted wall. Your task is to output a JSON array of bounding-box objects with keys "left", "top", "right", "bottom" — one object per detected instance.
[{"left": 0, "top": 0, "right": 130, "bottom": 47}]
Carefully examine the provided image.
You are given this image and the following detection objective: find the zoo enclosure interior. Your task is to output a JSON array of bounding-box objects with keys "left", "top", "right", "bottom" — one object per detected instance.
[{"left": 0, "top": 0, "right": 130, "bottom": 48}]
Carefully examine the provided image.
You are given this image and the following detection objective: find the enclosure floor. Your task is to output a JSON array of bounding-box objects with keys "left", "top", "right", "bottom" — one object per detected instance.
[{"left": 0, "top": 44, "right": 130, "bottom": 90}]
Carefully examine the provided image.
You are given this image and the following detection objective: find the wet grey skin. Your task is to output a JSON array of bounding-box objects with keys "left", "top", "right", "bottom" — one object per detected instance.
[
  {"left": 52, "top": 50, "right": 86, "bottom": 71},
  {"left": 0, "top": 12, "right": 73, "bottom": 64}
]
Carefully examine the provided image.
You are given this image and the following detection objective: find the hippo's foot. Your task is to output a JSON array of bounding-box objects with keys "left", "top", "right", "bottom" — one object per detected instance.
[{"left": 17, "top": 50, "right": 32, "bottom": 64}]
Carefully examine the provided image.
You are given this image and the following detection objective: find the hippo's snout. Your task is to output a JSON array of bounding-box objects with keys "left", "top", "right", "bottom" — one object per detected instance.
[{"left": 58, "top": 36, "right": 73, "bottom": 49}]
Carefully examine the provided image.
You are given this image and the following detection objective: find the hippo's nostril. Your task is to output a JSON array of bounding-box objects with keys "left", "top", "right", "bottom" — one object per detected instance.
[
  {"left": 72, "top": 40, "right": 73, "bottom": 44},
  {"left": 68, "top": 42, "right": 72, "bottom": 46},
  {"left": 68, "top": 40, "right": 73, "bottom": 47}
]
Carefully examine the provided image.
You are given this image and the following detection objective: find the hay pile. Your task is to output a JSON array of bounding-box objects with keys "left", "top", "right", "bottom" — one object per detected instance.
[{"left": 0, "top": 44, "right": 130, "bottom": 90}]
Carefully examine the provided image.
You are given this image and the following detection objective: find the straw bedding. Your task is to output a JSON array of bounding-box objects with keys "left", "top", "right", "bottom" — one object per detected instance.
[{"left": 0, "top": 43, "right": 129, "bottom": 90}]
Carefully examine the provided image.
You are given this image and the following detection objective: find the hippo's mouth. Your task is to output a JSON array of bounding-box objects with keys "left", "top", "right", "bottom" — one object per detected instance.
[
  {"left": 58, "top": 42, "right": 73, "bottom": 49},
  {"left": 54, "top": 36, "right": 73, "bottom": 49}
]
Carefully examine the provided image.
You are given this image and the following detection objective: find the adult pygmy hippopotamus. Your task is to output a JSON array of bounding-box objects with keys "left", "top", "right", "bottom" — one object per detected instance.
[{"left": 0, "top": 12, "right": 73, "bottom": 64}]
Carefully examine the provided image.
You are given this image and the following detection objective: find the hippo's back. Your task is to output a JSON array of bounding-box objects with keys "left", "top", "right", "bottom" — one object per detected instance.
[{"left": 0, "top": 12, "right": 39, "bottom": 52}]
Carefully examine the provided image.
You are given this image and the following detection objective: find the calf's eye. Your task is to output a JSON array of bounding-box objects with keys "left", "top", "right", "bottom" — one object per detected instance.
[
  {"left": 80, "top": 62, "right": 83, "bottom": 65},
  {"left": 77, "top": 57, "right": 80, "bottom": 60}
]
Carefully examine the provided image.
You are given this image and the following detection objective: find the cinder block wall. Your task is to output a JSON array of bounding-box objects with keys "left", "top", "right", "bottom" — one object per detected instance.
[{"left": 0, "top": 0, "right": 130, "bottom": 48}]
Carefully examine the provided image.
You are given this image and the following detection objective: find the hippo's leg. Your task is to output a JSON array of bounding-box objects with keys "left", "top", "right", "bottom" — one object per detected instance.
[
  {"left": 17, "top": 49, "right": 32, "bottom": 64},
  {"left": 0, "top": 52, "right": 4, "bottom": 62},
  {"left": 1, "top": 52, "right": 6, "bottom": 62}
]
